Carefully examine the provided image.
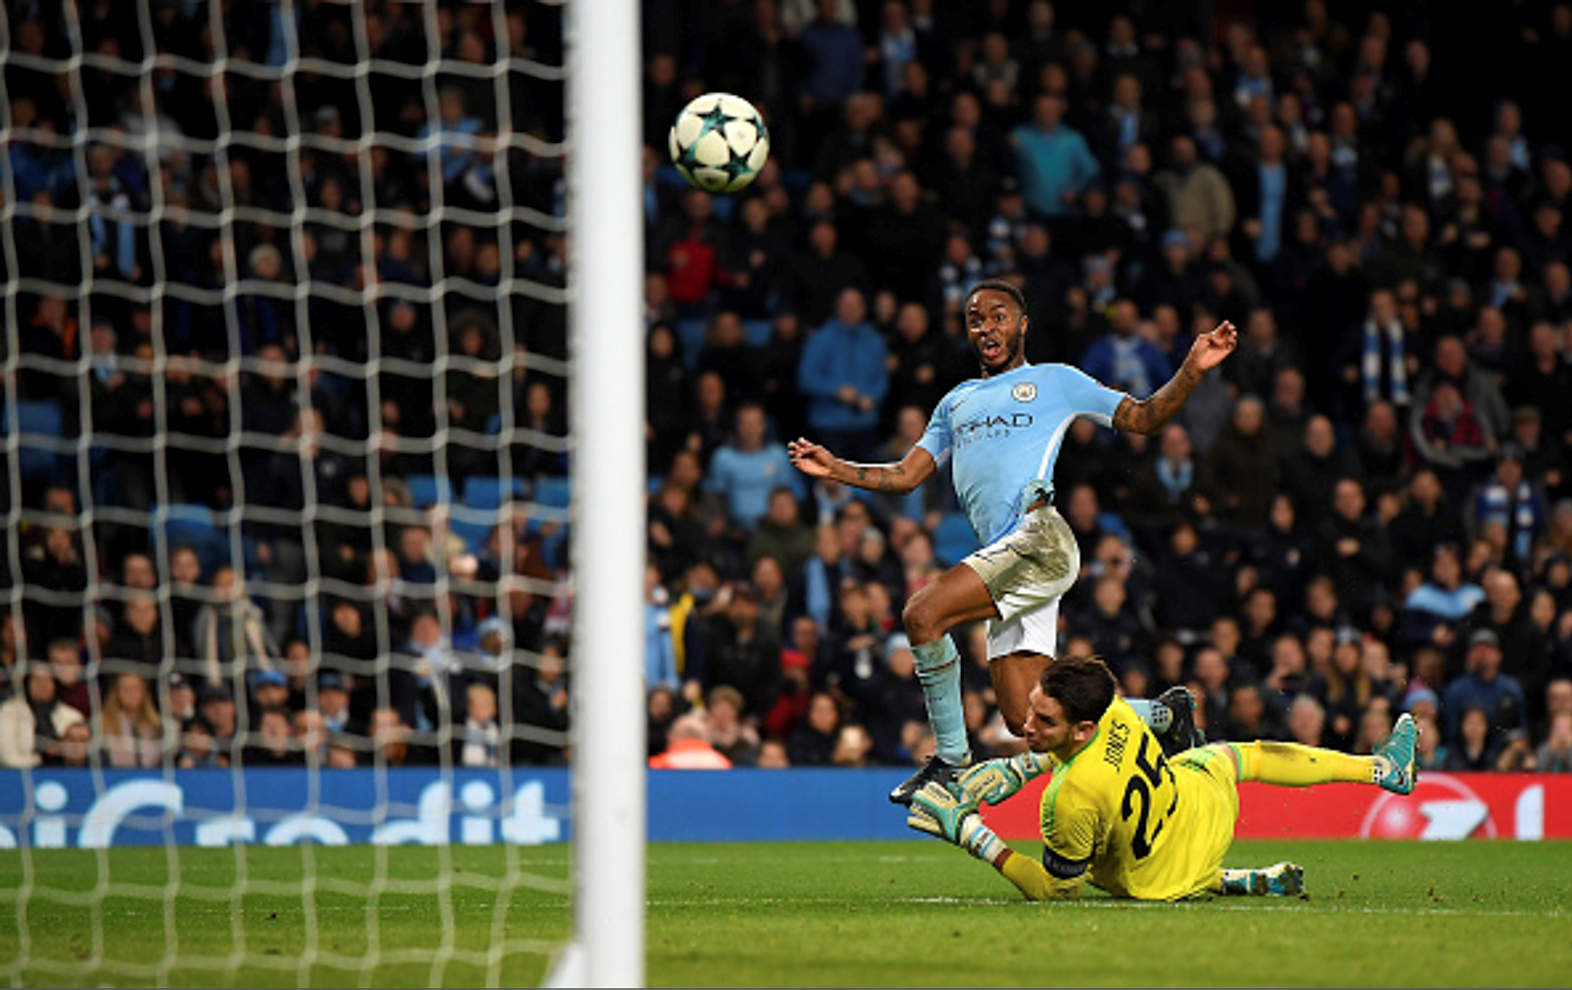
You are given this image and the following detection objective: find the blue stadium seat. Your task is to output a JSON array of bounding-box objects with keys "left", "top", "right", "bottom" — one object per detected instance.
[
  {"left": 1097, "top": 511, "right": 1132, "bottom": 544},
  {"left": 404, "top": 473, "right": 452, "bottom": 508},
  {"left": 8, "top": 399, "right": 68, "bottom": 487},
  {"left": 533, "top": 476, "right": 572, "bottom": 509},
  {"left": 675, "top": 317, "right": 708, "bottom": 369},
  {"left": 448, "top": 512, "right": 497, "bottom": 555},
  {"left": 463, "top": 475, "right": 527, "bottom": 510},
  {"left": 932, "top": 511, "right": 981, "bottom": 568}
]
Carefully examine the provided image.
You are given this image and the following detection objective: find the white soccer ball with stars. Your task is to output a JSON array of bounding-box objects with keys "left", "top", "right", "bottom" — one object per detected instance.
[{"left": 668, "top": 92, "right": 770, "bottom": 194}]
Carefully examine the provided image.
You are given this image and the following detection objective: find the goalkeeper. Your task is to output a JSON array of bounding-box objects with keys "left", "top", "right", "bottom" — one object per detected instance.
[{"left": 908, "top": 655, "right": 1418, "bottom": 900}]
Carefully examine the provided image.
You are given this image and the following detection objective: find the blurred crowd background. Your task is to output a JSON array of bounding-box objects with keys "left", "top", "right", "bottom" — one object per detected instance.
[{"left": 3, "top": 0, "right": 1572, "bottom": 777}]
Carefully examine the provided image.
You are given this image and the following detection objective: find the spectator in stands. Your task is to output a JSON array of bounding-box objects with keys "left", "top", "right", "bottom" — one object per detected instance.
[
  {"left": 1467, "top": 567, "right": 1551, "bottom": 716},
  {"left": 1354, "top": 399, "right": 1410, "bottom": 499},
  {"left": 1068, "top": 574, "right": 1148, "bottom": 679},
  {"left": 796, "top": 287, "right": 888, "bottom": 462},
  {"left": 321, "top": 598, "right": 377, "bottom": 676},
  {"left": 1010, "top": 92, "right": 1100, "bottom": 226},
  {"left": 646, "top": 322, "right": 693, "bottom": 472},
  {"left": 191, "top": 565, "right": 279, "bottom": 689},
  {"left": 1510, "top": 406, "right": 1568, "bottom": 506},
  {"left": 1203, "top": 395, "right": 1279, "bottom": 526},
  {"left": 1445, "top": 704, "right": 1500, "bottom": 771},
  {"left": 1507, "top": 322, "right": 1572, "bottom": 456},
  {"left": 173, "top": 717, "right": 223, "bottom": 770},
  {"left": 787, "top": 690, "right": 841, "bottom": 766},
  {"left": 0, "top": 662, "right": 85, "bottom": 768},
  {"left": 368, "top": 707, "right": 416, "bottom": 768},
  {"left": 1401, "top": 543, "right": 1486, "bottom": 652},
  {"left": 1310, "top": 629, "right": 1382, "bottom": 752},
  {"left": 513, "top": 638, "right": 569, "bottom": 766},
  {"left": 45, "top": 639, "right": 89, "bottom": 719},
  {"left": 1155, "top": 133, "right": 1236, "bottom": 245},
  {"left": 782, "top": 219, "right": 872, "bottom": 328},
  {"left": 1536, "top": 711, "right": 1572, "bottom": 772},
  {"left": 1078, "top": 298, "right": 1171, "bottom": 399},
  {"left": 1222, "top": 682, "right": 1283, "bottom": 743},
  {"left": 456, "top": 682, "right": 502, "bottom": 768},
  {"left": 165, "top": 672, "right": 197, "bottom": 725},
  {"left": 866, "top": 171, "right": 948, "bottom": 305},
  {"left": 1315, "top": 477, "right": 1395, "bottom": 622},
  {"left": 312, "top": 671, "right": 353, "bottom": 737},
  {"left": 697, "top": 310, "right": 764, "bottom": 410},
  {"left": 1408, "top": 335, "right": 1510, "bottom": 498},
  {"left": 98, "top": 671, "right": 164, "bottom": 768},
  {"left": 705, "top": 684, "right": 761, "bottom": 766},
  {"left": 1280, "top": 415, "right": 1363, "bottom": 531},
  {"left": 1251, "top": 493, "right": 1316, "bottom": 617},
  {"left": 747, "top": 486, "right": 816, "bottom": 577},
  {"left": 1469, "top": 444, "right": 1547, "bottom": 574},
  {"left": 391, "top": 609, "right": 458, "bottom": 744},
  {"left": 1151, "top": 517, "right": 1223, "bottom": 643},
  {"left": 1389, "top": 468, "right": 1468, "bottom": 566},
  {"left": 104, "top": 591, "right": 165, "bottom": 677},
  {"left": 645, "top": 563, "right": 680, "bottom": 695},
  {"left": 21, "top": 522, "right": 88, "bottom": 652},
  {"left": 705, "top": 401, "right": 804, "bottom": 534},
  {"left": 649, "top": 712, "right": 732, "bottom": 769},
  {"left": 1442, "top": 629, "right": 1528, "bottom": 751},
  {"left": 243, "top": 706, "right": 301, "bottom": 768}
]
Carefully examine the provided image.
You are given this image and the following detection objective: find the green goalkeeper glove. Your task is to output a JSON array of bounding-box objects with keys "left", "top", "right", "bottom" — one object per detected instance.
[
  {"left": 906, "top": 782, "right": 1005, "bottom": 863},
  {"left": 955, "top": 751, "right": 1050, "bottom": 806}
]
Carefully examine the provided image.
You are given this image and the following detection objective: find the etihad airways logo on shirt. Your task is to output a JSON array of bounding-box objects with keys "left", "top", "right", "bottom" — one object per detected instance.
[{"left": 955, "top": 412, "right": 1034, "bottom": 443}]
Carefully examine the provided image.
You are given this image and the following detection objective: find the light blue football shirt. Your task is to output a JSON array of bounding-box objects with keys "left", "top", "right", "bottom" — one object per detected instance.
[{"left": 916, "top": 362, "right": 1127, "bottom": 545}]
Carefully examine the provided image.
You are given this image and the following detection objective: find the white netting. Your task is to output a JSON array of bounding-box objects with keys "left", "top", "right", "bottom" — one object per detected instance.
[{"left": 1, "top": 1, "right": 578, "bottom": 985}]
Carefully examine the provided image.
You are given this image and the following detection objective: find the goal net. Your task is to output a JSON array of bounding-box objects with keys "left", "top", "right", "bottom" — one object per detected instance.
[{"left": 0, "top": 0, "right": 643, "bottom": 985}]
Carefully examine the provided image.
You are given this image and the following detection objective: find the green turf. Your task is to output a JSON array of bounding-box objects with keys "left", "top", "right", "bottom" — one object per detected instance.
[{"left": 0, "top": 840, "right": 1567, "bottom": 987}]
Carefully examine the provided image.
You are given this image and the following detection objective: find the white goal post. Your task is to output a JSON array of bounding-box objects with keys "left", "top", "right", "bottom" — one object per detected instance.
[{"left": 556, "top": 0, "right": 647, "bottom": 985}]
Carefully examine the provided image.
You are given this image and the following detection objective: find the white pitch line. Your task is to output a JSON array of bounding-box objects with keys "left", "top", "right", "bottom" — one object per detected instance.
[{"left": 642, "top": 894, "right": 1567, "bottom": 920}]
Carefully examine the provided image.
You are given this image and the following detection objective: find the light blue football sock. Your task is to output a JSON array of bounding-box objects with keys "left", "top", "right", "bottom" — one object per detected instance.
[
  {"left": 1126, "top": 697, "right": 1172, "bottom": 734},
  {"left": 911, "top": 635, "right": 970, "bottom": 766}
]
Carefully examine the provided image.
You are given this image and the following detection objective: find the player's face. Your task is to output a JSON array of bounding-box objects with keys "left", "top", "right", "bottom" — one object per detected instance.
[
  {"left": 965, "top": 289, "right": 1027, "bottom": 376},
  {"left": 1023, "top": 685, "right": 1090, "bottom": 758}
]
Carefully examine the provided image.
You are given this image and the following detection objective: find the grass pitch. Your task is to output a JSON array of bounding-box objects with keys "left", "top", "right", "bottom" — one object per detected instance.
[{"left": 1, "top": 839, "right": 1568, "bottom": 987}]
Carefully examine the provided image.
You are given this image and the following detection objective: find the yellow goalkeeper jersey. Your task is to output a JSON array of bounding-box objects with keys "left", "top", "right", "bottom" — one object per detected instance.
[{"left": 1037, "top": 697, "right": 1239, "bottom": 901}]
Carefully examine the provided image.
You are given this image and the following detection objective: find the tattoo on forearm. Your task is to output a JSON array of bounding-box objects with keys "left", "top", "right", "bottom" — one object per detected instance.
[
  {"left": 1115, "top": 367, "right": 1201, "bottom": 435},
  {"left": 847, "top": 462, "right": 904, "bottom": 492}
]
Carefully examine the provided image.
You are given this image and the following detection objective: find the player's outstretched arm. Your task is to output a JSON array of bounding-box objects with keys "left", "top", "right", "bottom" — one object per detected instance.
[
  {"left": 1111, "top": 320, "right": 1238, "bottom": 436},
  {"left": 787, "top": 438, "right": 936, "bottom": 494},
  {"left": 907, "top": 782, "right": 1083, "bottom": 901}
]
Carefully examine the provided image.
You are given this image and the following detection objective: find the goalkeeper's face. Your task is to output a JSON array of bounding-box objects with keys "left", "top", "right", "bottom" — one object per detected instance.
[{"left": 1022, "top": 685, "right": 1095, "bottom": 760}]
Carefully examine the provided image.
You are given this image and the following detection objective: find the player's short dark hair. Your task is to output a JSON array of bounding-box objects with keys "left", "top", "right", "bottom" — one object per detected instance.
[
  {"left": 964, "top": 277, "right": 1028, "bottom": 315},
  {"left": 1042, "top": 655, "right": 1118, "bottom": 726}
]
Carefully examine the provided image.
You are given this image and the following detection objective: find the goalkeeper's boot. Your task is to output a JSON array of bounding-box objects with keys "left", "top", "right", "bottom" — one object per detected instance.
[
  {"left": 1220, "top": 862, "right": 1305, "bottom": 896},
  {"left": 889, "top": 754, "right": 964, "bottom": 806},
  {"left": 1154, "top": 685, "right": 1205, "bottom": 757},
  {"left": 1373, "top": 712, "right": 1418, "bottom": 795}
]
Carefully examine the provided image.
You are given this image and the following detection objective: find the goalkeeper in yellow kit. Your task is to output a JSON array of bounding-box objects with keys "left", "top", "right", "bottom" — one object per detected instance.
[{"left": 908, "top": 655, "right": 1418, "bottom": 900}]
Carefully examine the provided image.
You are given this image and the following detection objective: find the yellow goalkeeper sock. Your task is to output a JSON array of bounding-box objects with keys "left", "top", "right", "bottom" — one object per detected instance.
[{"left": 1234, "top": 741, "right": 1374, "bottom": 787}]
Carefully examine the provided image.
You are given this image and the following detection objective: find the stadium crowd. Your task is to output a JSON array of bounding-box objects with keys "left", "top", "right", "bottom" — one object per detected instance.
[{"left": 4, "top": 0, "right": 1572, "bottom": 777}]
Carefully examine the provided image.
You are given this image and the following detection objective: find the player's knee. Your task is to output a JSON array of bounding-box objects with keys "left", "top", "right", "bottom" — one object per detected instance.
[{"left": 901, "top": 590, "right": 943, "bottom": 644}]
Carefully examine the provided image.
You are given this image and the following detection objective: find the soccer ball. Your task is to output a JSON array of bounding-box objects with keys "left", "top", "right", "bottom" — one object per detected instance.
[{"left": 668, "top": 92, "right": 770, "bottom": 194}]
